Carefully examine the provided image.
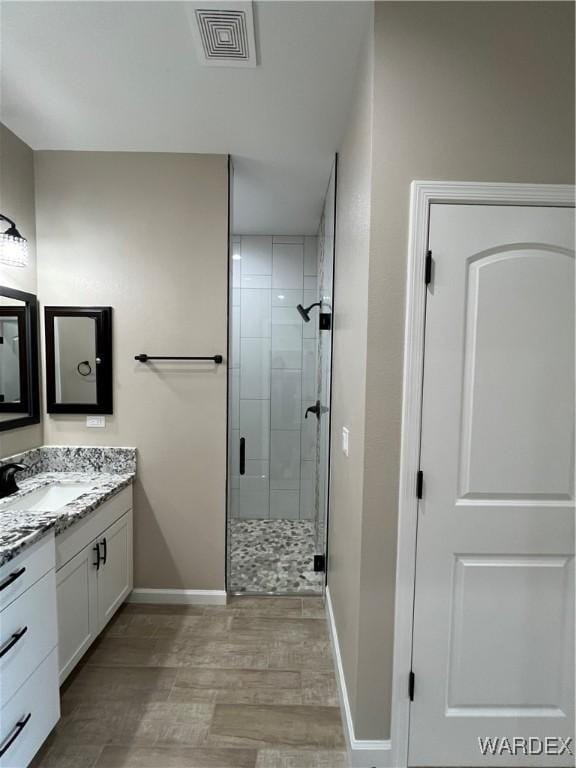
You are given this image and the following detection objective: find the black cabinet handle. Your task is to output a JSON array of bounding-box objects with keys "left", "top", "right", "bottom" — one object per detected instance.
[
  {"left": 101, "top": 537, "right": 107, "bottom": 565},
  {"left": 0, "top": 713, "right": 31, "bottom": 757},
  {"left": 0, "top": 626, "right": 28, "bottom": 659},
  {"left": 93, "top": 543, "right": 102, "bottom": 570},
  {"left": 239, "top": 437, "right": 246, "bottom": 475},
  {"left": 0, "top": 567, "right": 26, "bottom": 593}
]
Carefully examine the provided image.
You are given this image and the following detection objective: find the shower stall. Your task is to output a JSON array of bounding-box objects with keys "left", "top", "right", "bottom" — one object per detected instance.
[{"left": 227, "top": 161, "right": 336, "bottom": 594}]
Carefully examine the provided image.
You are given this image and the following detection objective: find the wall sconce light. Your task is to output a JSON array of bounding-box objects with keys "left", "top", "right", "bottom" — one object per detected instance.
[{"left": 0, "top": 213, "right": 28, "bottom": 268}]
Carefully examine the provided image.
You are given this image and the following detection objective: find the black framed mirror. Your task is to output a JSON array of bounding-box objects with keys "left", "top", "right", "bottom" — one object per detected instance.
[
  {"left": 0, "top": 285, "right": 40, "bottom": 432},
  {"left": 45, "top": 306, "right": 113, "bottom": 414}
]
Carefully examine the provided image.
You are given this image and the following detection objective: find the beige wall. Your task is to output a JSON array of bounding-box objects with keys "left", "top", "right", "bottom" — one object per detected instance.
[
  {"left": 328, "top": 8, "right": 374, "bottom": 729},
  {"left": 330, "top": 0, "right": 575, "bottom": 741},
  {"left": 35, "top": 151, "right": 229, "bottom": 590},
  {"left": 0, "top": 124, "right": 42, "bottom": 457}
]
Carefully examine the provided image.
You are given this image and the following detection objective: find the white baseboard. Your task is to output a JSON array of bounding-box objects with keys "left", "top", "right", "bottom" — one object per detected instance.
[
  {"left": 325, "top": 586, "right": 392, "bottom": 768},
  {"left": 128, "top": 588, "right": 227, "bottom": 606}
]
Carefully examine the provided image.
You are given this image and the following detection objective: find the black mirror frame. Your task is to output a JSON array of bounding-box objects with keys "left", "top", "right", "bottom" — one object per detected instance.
[
  {"left": 45, "top": 306, "right": 113, "bottom": 415},
  {"left": 0, "top": 286, "right": 40, "bottom": 432}
]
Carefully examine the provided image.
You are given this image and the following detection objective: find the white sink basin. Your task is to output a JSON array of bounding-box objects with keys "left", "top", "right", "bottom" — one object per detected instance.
[{"left": 1, "top": 483, "right": 96, "bottom": 512}]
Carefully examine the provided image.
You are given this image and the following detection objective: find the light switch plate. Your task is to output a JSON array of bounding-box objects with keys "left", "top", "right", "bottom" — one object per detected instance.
[
  {"left": 342, "top": 427, "right": 349, "bottom": 456},
  {"left": 86, "top": 415, "right": 106, "bottom": 428}
]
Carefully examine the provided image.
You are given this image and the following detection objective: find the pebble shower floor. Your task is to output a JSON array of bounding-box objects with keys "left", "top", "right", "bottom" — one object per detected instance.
[{"left": 228, "top": 519, "right": 324, "bottom": 594}]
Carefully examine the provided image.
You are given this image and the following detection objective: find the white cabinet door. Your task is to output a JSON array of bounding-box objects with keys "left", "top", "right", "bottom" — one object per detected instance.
[
  {"left": 409, "top": 205, "right": 574, "bottom": 767},
  {"left": 56, "top": 542, "right": 98, "bottom": 683},
  {"left": 96, "top": 510, "right": 133, "bottom": 629}
]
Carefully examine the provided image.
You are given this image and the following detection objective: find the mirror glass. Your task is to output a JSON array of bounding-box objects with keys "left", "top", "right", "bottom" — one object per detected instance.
[
  {"left": 54, "top": 316, "right": 98, "bottom": 404},
  {"left": 0, "top": 303, "right": 25, "bottom": 414},
  {"left": 0, "top": 287, "right": 40, "bottom": 431},
  {"left": 0, "top": 317, "right": 21, "bottom": 405}
]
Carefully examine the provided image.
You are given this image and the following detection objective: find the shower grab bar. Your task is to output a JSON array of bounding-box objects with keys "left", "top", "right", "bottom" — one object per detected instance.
[
  {"left": 239, "top": 437, "right": 246, "bottom": 475},
  {"left": 134, "top": 354, "right": 223, "bottom": 364}
]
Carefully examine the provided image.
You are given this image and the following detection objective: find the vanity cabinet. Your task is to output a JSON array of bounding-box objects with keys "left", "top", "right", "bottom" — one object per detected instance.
[
  {"left": 0, "top": 536, "right": 59, "bottom": 768},
  {"left": 56, "top": 486, "right": 133, "bottom": 683}
]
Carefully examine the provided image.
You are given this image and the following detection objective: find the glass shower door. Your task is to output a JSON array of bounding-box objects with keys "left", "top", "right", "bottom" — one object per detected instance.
[
  {"left": 314, "top": 160, "right": 336, "bottom": 562},
  {"left": 227, "top": 233, "right": 325, "bottom": 594}
]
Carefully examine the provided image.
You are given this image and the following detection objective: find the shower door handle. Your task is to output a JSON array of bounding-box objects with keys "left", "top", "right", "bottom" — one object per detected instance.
[
  {"left": 305, "top": 400, "right": 322, "bottom": 420},
  {"left": 239, "top": 437, "right": 246, "bottom": 475}
]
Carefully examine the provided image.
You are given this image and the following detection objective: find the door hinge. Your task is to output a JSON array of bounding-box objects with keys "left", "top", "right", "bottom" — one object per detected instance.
[
  {"left": 319, "top": 313, "right": 332, "bottom": 331},
  {"left": 416, "top": 470, "right": 424, "bottom": 499},
  {"left": 409, "top": 670, "right": 415, "bottom": 701},
  {"left": 425, "top": 250, "right": 433, "bottom": 285},
  {"left": 314, "top": 554, "right": 326, "bottom": 572}
]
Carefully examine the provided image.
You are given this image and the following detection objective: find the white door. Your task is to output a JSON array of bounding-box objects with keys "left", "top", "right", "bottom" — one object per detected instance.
[
  {"left": 409, "top": 204, "right": 575, "bottom": 767},
  {"left": 97, "top": 511, "right": 133, "bottom": 628},
  {"left": 57, "top": 543, "right": 98, "bottom": 683}
]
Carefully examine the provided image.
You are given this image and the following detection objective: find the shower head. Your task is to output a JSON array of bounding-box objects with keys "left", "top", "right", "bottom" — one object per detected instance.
[{"left": 296, "top": 302, "right": 321, "bottom": 323}]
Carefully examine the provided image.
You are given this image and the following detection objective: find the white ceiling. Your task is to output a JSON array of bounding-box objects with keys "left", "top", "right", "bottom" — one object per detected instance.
[{"left": 0, "top": 1, "right": 370, "bottom": 234}]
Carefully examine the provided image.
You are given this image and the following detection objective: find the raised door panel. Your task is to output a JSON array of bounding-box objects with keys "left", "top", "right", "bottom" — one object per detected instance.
[
  {"left": 97, "top": 510, "right": 133, "bottom": 630},
  {"left": 446, "top": 554, "right": 573, "bottom": 717},
  {"left": 459, "top": 248, "right": 574, "bottom": 500}
]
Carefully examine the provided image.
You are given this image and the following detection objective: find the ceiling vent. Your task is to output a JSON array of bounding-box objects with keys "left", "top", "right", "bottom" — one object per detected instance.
[{"left": 188, "top": 2, "right": 257, "bottom": 68}]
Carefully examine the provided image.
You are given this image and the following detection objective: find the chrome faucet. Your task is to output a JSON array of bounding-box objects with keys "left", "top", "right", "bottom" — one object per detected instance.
[{"left": 0, "top": 463, "right": 27, "bottom": 499}]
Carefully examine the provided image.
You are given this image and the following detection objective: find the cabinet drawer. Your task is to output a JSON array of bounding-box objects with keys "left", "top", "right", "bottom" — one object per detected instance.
[
  {"left": 0, "top": 648, "right": 59, "bottom": 768},
  {"left": 0, "top": 569, "right": 58, "bottom": 704},
  {"left": 0, "top": 536, "right": 55, "bottom": 613}
]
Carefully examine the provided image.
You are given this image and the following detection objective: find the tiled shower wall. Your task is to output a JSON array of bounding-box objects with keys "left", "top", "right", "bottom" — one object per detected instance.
[{"left": 229, "top": 235, "right": 319, "bottom": 520}]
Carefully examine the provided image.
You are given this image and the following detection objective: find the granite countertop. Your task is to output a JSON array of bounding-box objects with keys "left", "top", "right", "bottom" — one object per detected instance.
[{"left": 0, "top": 447, "right": 136, "bottom": 568}]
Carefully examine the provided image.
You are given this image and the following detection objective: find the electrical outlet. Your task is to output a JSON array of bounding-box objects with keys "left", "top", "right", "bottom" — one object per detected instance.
[
  {"left": 86, "top": 415, "right": 106, "bottom": 428},
  {"left": 342, "top": 427, "right": 349, "bottom": 456}
]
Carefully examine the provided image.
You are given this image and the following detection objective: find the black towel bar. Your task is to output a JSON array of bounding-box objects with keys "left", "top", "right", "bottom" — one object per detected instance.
[{"left": 135, "top": 354, "right": 223, "bottom": 364}]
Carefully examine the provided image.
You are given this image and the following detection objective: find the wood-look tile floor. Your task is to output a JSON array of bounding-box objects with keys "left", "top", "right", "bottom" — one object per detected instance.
[{"left": 32, "top": 597, "right": 349, "bottom": 768}]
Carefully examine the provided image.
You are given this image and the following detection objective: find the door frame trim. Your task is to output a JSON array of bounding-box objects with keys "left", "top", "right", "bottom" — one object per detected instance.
[{"left": 390, "top": 181, "right": 575, "bottom": 768}]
